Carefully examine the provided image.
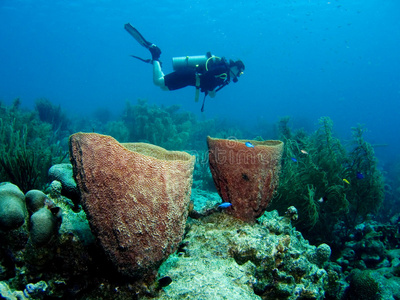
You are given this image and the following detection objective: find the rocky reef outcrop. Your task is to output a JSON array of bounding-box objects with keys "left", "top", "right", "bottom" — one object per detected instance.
[{"left": 156, "top": 209, "right": 336, "bottom": 299}]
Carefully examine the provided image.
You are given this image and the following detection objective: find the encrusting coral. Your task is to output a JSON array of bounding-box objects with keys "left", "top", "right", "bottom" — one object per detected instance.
[
  {"left": 207, "top": 136, "right": 283, "bottom": 222},
  {"left": 69, "top": 132, "right": 195, "bottom": 278}
]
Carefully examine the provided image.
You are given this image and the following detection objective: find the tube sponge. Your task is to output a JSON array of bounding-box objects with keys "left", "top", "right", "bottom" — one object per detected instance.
[{"left": 0, "top": 182, "right": 27, "bottom": 230}]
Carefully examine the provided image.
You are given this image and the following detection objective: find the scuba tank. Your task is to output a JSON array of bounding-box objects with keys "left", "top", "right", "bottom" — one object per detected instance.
[
  {"left": 172, "top": 52, "right": 220, "bottom": 71},
  {"left": 172, "top": 52, "right": 227, "bottom": 112}
]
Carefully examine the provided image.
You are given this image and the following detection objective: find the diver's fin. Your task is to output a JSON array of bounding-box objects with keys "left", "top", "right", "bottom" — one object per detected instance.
[
  {"left": 129, "top": 55, "right": 152, "bottom": 64},
  {"left": 124, "top": 23, "right": 152, "bottom": 49}
]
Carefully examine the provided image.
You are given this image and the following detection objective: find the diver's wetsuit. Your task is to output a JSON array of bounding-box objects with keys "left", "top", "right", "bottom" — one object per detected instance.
[
  {"left": 155, "top": 60, "right": 229, "bottom": 94},
  {"left": 164, "top": 68, "right": 196, "bottom": 90}
]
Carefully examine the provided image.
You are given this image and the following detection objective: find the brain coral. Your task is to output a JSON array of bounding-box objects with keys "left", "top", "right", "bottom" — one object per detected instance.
[
  {"left": 25, "top": 189, "right": 47, "bottom": 213},
  {"left": 29, "top": 207, "right": 60, "bottom": 246},
  {"left": 0, "top": 182, "right": 27, "bottom": 230},
  {"left": 207, "top": 137, "right": 283, "bottom": 222},
  {"left": 69, "top": 132, "right": 195, "bottom": 278}
]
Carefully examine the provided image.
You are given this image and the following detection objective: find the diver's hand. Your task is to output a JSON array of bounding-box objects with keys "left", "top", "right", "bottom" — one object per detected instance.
[{"left": 208, "top": 90, "right": 216, "bottom": 98}]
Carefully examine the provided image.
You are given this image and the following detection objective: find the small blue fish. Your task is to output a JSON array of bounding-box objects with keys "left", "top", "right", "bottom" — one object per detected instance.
[
  {"left": 356, "top": 172, "right": 364, "bottom": 179},
  {"left": 291, "top": 157, "right": 298, "bottom": 162},
  {"left": 218, "top": 202, "right": 232, "bottom": 208},
  {"left": 245, "top": 142, "right": 255, "bottom": 148}
]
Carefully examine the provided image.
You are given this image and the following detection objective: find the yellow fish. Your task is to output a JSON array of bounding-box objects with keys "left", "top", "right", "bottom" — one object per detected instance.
[
  {"left": 343, "top": 178, "right": 350, "bottom": 184},
  {"left": 300, "top": 149, "right": 308, "bottom": 155}
]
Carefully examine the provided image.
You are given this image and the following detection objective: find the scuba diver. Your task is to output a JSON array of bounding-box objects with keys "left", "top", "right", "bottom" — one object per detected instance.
[{"left": 124, "top": 23, "right": 245, "bottom": 111}]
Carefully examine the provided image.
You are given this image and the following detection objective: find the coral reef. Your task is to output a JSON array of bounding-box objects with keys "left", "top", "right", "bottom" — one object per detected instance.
[
  {"left": 0, "top": 99, "right": 397, "bottom": 299},
  {"left": 334, "top": 217, "right": 400, "bottom": 275},
  {"left": 0, "top": 179, "right": 397, "bottom": 299},
  {"left": 343, "top": 269, "right": 384, "bottom": 300},
  {"left": 0, "top": 179, "right": 98, "bottom": 298},
  {"left": 207, "top": 136, "right": 283, "bottom": 222},
  {"left": 156, "top": 210, "right": 330, "bottom": 299},
  {"left": 69, "top": 132, "right": 195, "bottom": 278}
]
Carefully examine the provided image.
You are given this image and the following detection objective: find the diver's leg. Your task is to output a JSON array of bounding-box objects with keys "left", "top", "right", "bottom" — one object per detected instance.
[{"left": 153, "top": 61, "right": 169, "bottom": 90}]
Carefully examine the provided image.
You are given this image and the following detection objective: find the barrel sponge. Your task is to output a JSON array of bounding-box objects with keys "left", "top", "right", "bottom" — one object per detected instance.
[
  {"left": 69, "top": 132, "right": 195, "bottom": 278},
  {"left": 25, "top": 189, "right": 47, "bottom": 213},
  {"left": 207, "top": 137, "right": 283, "bottom": 222},
  {"left": 29, "top": 207, "right": 58, "bottom": 246},
  {"left": 0, "top": 182, "right": 27, "bottom": 230}
]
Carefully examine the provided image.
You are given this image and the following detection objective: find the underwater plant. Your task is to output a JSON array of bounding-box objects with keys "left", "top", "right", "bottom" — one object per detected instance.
[
  {"left": 380, "top": 156, "right": 400, "bottom": 221},
  {"left": 119, "top": 99, "right": 246, "bottom": 151},
  {"left": 344, "top": 125, "right": 384, "bottom": 223},
  {"left": 121, "top": 99, "right": 193, "bottom": 150},
  {"left": 0, "top": 120, "right": 41, "bottom": 192},
  {"left": 0, "top": 99, "right": 67, "bottom": 192},
  {"left": 35, "top": 98, "right": 70, "bottom": 137},
  {"left": 270, "top": 117, "right": 385, "bottom": 246}
]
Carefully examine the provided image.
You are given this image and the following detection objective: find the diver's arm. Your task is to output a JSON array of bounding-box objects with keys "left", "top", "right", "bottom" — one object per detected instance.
[{"left": 153, "top": 61, "right": 169, "bottom": 91}]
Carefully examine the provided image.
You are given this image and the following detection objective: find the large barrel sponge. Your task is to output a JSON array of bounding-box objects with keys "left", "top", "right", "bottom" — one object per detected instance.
[
  {"left": 0, "top": 182, "right": 27, "bottom": 230},
  {"left": 207, "top": 137, "right": 283, "bottom": 222},
  {"left": 69, "top": 132, "right": 195, "bottom": 278}
]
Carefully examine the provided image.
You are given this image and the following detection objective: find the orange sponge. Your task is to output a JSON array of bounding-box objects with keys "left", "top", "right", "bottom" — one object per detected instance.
[
  {"left": 69, "top": 133, "right": 195, "bottom": 278},
  {"left": 207, "top": 137, "right": 283, "bottom": 222}
]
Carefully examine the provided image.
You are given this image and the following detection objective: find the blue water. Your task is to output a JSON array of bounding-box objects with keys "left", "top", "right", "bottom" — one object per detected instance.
[{"left": 1, "top": 0, "right": 399, "bottom": 161}]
